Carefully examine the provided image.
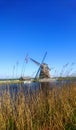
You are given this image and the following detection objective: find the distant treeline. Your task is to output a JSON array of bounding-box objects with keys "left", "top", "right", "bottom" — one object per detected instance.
[
  {"left": 58, "top": 76, "right": 76, "bottom": 81},
  {"left": 0, "top": 78, "right": 19, "bottom": 81}
]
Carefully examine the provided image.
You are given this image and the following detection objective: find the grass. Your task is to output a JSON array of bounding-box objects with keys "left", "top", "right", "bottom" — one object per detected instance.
[
  {"left": 0, "top": 82, "right": 76, "bottom": 130},
  {"left": 0, "top": 80, "right": 24, "bottom": 85}
]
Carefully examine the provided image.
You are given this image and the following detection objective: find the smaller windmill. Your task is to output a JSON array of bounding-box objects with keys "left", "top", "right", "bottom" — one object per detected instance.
[{"left": 30, "top": 52, "right": 51, "bottom": 79}]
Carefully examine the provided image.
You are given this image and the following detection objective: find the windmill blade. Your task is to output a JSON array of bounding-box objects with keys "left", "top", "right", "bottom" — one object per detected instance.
[
  {"left": 35, "top": 52, "right": 47, "bottom": 78},
  {"left": 30, "top": 58, "right": 41, "bottom": 66},
  {"left": 41, "top": 52, "right": 47, "bottom": 64}
]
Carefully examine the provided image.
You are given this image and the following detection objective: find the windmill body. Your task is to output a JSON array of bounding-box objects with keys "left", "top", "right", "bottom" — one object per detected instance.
[{"left": 39, "top": 63, "right": 50, "bottom": 78}]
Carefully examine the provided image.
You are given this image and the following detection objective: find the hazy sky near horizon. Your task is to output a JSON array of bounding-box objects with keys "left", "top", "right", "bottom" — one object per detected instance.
[{"left": 0, "top": 0, "right": 76, "bottom": 78}]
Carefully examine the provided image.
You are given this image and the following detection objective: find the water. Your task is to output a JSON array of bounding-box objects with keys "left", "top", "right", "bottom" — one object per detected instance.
[
  {"left": 0, "top": 82, "right": 40, "bottom": 97},
  {"left": 0, "top": 80, "right": 75, "bottom": 97}
]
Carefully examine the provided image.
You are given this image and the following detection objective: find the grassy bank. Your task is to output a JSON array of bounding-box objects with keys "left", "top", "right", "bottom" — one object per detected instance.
[{"left": 0, "top": 82, "right": 76, "bottom": 130}]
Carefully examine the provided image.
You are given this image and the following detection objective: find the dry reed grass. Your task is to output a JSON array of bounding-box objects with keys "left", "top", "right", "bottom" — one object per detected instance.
[{"left": 0, "top": 82, "right": 76, "bottom": 130}]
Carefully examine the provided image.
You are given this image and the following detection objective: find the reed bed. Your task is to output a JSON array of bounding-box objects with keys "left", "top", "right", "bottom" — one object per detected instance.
[{"left": 0, "top": 82, "right": 76, "bottom": 130}]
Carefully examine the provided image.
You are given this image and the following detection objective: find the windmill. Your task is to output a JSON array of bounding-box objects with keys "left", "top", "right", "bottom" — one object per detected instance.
[{"left": 30, "top": 52, "right": 51, "bottom": 79}]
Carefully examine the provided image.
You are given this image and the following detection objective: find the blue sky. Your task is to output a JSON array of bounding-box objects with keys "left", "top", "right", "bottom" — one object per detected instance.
[{"left": 0, "top": 0, "right": 76, "bottom": 78}]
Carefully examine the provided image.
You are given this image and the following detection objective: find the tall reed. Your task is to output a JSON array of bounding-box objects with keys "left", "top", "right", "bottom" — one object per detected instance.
[{"left": 0, "top": 82, "right": 76, "bottom": 130}]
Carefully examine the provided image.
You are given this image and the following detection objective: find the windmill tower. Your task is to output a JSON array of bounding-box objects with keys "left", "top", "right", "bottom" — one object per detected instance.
[
  {"left": 30, "top": 52, "right": 50, "bottom": 79},
  {"left": 39, "top": 63, "right": 50, "bottom": 78}
]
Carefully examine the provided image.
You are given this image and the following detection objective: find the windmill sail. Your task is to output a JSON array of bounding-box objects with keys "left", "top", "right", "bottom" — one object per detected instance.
[{"left": 30, "top": 58, "right": 40, "bottom": 66}]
